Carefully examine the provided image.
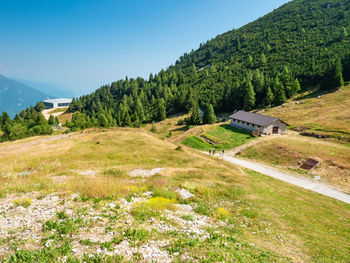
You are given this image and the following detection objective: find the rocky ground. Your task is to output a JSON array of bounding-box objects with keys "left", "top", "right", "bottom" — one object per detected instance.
[{"left": 0, "top": 186, "right": 223, "bottom": 262}]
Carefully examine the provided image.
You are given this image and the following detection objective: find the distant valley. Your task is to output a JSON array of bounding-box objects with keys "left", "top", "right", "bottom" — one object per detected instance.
[{"left": 0, "top": 74, "right": 73, "bottom": 117}]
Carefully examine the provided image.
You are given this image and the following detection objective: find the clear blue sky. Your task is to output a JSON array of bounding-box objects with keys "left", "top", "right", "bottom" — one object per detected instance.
[{"left": 0, "top": 0, "right": 290, "bottom": 96}]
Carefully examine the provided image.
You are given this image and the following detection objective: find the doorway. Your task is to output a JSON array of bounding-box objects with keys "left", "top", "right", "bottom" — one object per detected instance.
[{"left": 272, "top": 127, "right": 279, "bottom": 134}]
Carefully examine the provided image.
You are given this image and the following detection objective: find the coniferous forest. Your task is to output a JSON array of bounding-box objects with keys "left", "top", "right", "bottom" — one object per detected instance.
[{"left": 1, "top": 0, "right": 350, "bottom": 138}]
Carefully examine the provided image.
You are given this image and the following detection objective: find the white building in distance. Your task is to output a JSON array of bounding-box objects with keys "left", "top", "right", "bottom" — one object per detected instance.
[{"left": 43, "top": 98, "right": 72, "bottom": 109}]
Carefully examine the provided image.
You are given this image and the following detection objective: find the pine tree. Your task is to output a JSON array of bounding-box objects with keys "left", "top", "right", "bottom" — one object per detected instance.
[
  {"left": 156, "top": 98, "right": 166, "bottom": 121},
  {"left": 334, "top": 58, "right": 344, "bottom": 89},
  {"left": 48, "top": 115, "right": 55, "bottom": 125},
  {"left": 291, "top": 78, "right": 301, "bottom": 95},
  {"left": 203, "top": 104, "right": 216, "bottom": 124},
  {"left": 0, "top": 112, "right": 11, "bottom": 128},
  {"left": 260, "top": 53, "right": 267, "bottom": 65},
  {"left": 263, "top": 86, "right": 274, "bottom": 107},
  {"left": 273, "top": 77, "right": 287, "bottom": 105},
  {"left": 322, "top": 58, "right": 344, "bottom": 90},
  {"left": 243, "top": 80, "right": 255, "bottom": 111},
  {"left": 188, "top": 103, "right": 201, "bottom": 125}
]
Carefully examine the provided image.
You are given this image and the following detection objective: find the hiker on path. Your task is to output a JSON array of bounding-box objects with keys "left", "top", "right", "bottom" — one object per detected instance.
[{"left": 209, "top": 149, "right": 211, "bottom": 154}]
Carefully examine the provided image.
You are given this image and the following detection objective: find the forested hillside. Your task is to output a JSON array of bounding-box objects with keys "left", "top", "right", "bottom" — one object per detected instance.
[
  {"left": 65, "top": 0, "right": 350, "bottom": 130},
  {"left": 1, "top": 0, "right": 350, "bottom": 136}
]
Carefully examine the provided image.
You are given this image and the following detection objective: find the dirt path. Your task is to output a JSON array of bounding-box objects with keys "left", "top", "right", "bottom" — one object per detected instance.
[
  {"left": 214, "top": 154, "right": 350, "bottom": 204},
  {"left": 42, "top": 108, "right": 67, "bottom": 121}
]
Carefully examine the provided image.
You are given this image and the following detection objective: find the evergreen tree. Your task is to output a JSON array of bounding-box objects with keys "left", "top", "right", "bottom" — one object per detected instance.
[
  {"left": 1, "top": 112, "right": 11, "bottom": 128},
  {"left": 273, "top": 77, "right": 287, "bottom": 105},
  {"left": 263, "top": 86, "right": 274, "bottom": 106},
  {"left": 243, "top": 80, "right": 255, "bottom": 111},
  {"left": 203, "top": 104, "right": 216, "bottom": 124},
  {"left": 333, "top": 58, "right": 344, "bottom": 89},
  {"left": 188, "top": 103, "right": 201, "bottom": 125},
  {"left": 34, "top": 102, "right": 45, "bottom": 112},
  {"left": 156, "top": 98, "right": 166, "bottom": 121},
  {"left": 48, "top": 115, "right": 55, "bottom": 125},
  {"left": 322, "top": 58, "right": 344, "bottom": 90}
]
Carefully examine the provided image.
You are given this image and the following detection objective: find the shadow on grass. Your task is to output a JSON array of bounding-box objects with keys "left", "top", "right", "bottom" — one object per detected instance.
[
  {"left": 295, "top": 88, "right": 338, "bottom": 100},
  {"left": 219, "top": 124, "right": 253, "bottom": 137}
]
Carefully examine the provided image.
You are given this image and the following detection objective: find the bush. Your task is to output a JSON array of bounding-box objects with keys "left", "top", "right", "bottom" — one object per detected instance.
[
  {"left": 152, "top": 188, "right": 178, "bottom": 200},
  {"left": 175, "top": 146, "right": 184, "bottom": 151},
  {"left": 241, "top": 209, "right": 258, "bottom": 219},
  {"left": 177, "top": 119, "right": 184, "bottom": 125},
  {"left": 131, "top": 203, "right": 160, "bottom": 222},
  {"left": 124, "top": 228, "right": 149, "bottom": 242},
  {"left": 215, "top": 207, "right": 231, "bottom": 219},
  {"left": 13, "top": 198, "right": 32, "bottom": 208},
  {"left": 146, "top": 197, "right": 176, "bottom": 210},
  {"left": 181, "top": 214, "right": 194, "bottom": 221}
]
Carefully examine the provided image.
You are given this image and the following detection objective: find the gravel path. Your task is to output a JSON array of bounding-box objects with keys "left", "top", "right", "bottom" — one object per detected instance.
[{"left": 215, "top": 154, "right": 350, "bottom": 204}]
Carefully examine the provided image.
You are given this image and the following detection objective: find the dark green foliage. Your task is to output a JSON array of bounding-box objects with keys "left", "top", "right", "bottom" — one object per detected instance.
[
  {"left": 187, "top": 103, "right": 201, "bottom": 125},
  {"left": 60, "top": 0, "right": 349, "bottom": 130},
  {"left": 243, "top": 80, "right": 255, "bottom": 111},
  {"left": 0, "top": 105, "right": 52, "bottom": 142},
  {"left": 321, "top": 57, "right": 344, "bottom": 90},
  {"left": 203, "top": 104, "right": 216, "bottom": 124}
]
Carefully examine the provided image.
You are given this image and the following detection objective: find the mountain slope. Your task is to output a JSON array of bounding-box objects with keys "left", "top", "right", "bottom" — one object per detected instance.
[
  {"left": 12, "top": 78, "right": 75, "bottom": 98},
  {"left": 0, "top": 74, "right": 50, "bottom": 117},
  {"left": 172, "top": 0, "right": 350, "bottom": 83},
  {"left": 67, "top": 0, "right": 350, "bottom": 130}
]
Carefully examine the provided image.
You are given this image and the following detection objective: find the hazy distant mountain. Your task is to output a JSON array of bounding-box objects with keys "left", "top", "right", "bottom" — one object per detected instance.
[
  {"left": 12, "top": 78, "right": 75, "bottom": 98},
  {"left": 0, "top": 74, "right": 51, "bottom": 117}
]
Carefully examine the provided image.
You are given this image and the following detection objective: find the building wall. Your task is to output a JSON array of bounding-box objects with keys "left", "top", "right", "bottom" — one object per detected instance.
[
  {"left": 230, "top": 118, "right": 286, "bottom": 135},
  {"left": 263, "top": 120, "right": 287, "bottom": 135},
  {"left": 230, "top": 119, "right": 262, "bottom": 132},
  {"left": 43, "top": 102, "right": 54, "bottom": 109}
]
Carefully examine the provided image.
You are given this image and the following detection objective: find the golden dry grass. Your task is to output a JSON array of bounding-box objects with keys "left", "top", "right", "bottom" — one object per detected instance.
[
  {"left": 0, "top": 127, "right": 349, "bottom": 262},
  {"left": 241, "top": 134, "right": 350, "bottom": 192},
  {"left": 258, "top": 85, "right": 350, "bottom": 137}
]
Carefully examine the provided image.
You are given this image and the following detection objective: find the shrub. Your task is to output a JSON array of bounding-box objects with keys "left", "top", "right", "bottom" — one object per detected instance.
[
  {"left": 181, "top": 214, "right": 194, "bottom": 221},
  {"left": 131, "top": 203, "right": 160, "bottom": 222},
  {"left": 150, "top": 124, "right": 157, "bottom": 133},
  {"left": 194, "top": 202, "right": 211, "bottom": 216},
  {"left": 124, "top": 228, "right": 149, "bottom": 242},
  {"left": 241, "top": 209, "right": 258, "bottom": 219},
  {"left": 175, "top": 146, "right": 184, "bottom": 151},
  {"left": 152, "top": 188, "right": 178, "bottom": 200},
  {"left": 146, "top": 197, "right": 176, "bottom": 210},
  {"left": 13, "top": 198, "right": 32, "bottom": 208},
  {"left": 215, "top": 207, "right": 231, "bottom": 219},
  {"left": 177, "top": 119, "right": 184, "bottom": 125}
]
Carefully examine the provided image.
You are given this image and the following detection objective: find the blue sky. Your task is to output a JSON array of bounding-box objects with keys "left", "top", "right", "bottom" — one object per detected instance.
[{"left": 0, "top": 0, "right": 290, "bottom": 96}]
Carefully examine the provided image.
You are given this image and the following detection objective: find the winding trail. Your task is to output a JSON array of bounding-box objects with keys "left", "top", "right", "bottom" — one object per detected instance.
[{"left": 209, "top": 153, "right": 350, "bottom": 204}]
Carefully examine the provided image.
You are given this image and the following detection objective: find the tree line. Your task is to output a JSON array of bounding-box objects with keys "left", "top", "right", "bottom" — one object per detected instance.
[{"left": 0, "top": 102, "right": 52, "bottom": 141}]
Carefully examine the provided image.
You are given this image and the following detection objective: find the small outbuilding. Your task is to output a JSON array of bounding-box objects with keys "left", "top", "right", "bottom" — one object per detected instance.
[
  {"left": 228, "top": 110, "right": 288, "bottom": 135},
  {"left": 43, "top": 98, "right": 72, "bottom": 109}
]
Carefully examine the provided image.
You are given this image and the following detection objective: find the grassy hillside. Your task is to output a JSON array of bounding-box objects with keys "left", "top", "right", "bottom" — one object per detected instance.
[
  {"left": 259, "top": 85, "right": 350, "bottom": 142},
  {"left": 0, "top": 128, "right": 349, "bottom": 262},
  {"left": 241, "top": 134, "right": 350, "bottom": 192}
]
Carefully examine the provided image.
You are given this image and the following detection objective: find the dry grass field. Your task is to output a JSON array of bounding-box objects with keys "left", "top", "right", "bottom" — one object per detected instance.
[
  {"left": 0, "top": 128, "right": 349, "bottom": 262},
  {"left": 240, "top": 134, "right": 350, "bottom": 193},
  {"left": 258, "top": 85, "right": 350, "bottom": 142}
]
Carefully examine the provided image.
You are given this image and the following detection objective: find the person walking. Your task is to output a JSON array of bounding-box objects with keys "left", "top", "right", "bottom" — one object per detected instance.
[{"left": 209, "top": 149, "right": 211, "bottom": 154}]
